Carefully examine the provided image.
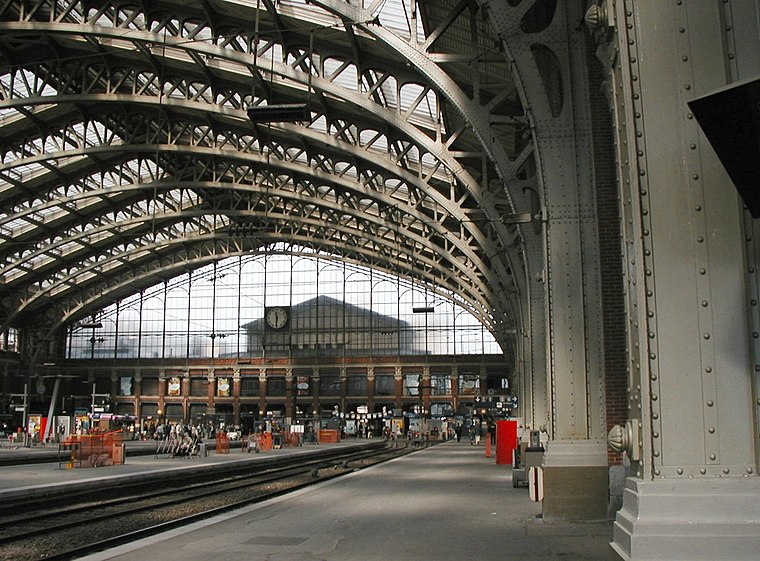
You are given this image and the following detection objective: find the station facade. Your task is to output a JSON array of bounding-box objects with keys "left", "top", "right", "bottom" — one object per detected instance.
[{"left": 67, "top": 355, "right": 509, "bottom": 431}]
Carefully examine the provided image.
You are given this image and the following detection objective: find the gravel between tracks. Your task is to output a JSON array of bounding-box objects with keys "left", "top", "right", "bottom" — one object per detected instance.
[
  {"left": 0, "top": 466, "right": 351, "bottom": 561},
  {"left": 0, "top": 444, "right": 423, "bottom": 561}
]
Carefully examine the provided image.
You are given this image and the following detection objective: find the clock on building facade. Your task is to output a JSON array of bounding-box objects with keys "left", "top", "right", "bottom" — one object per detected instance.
[{"left": 265, "top": 306, "right": 289, "bottom": 329}]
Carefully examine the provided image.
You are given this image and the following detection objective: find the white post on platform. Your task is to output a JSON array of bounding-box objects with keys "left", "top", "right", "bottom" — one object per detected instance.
[{"left": 42, "top": 376, "right": 61, "bottom": 443}]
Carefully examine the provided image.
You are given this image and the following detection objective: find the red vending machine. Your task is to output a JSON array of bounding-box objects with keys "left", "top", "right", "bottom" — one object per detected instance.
[{"left": 495, "top": 419, "right": 518, "bottom": 465}]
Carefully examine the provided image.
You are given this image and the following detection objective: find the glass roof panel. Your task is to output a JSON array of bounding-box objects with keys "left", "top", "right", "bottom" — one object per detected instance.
[
  {"left": 24, "top": 253, "right": 55, "bottom": 271},
  {"left": 278, "top": 0, "right": 344, "bottom": 27},
  {"left": 125, "top": 249, "right": 150, "bottom": 262},
  {"left": 4, "top": 217, "right": 35, "bottom": 237},
  {"left": 100, "top": 259, "right": 122, "bottom": 273},
  {"left": 59, "top": 240, "right": 85, "bottom": 257},
  {"left": 4, "top": 160, "right": 46, "bottom": 181},
  {"left": 324, "top": 57, "right": 358, "bottom": 92},
  {"left": 0, "top": 70, "right": 59, "bottom": 98},
  {"left": 71, "top": 195, "right": 105, "bottom": 211},
  {"left": 0, "top": 106, "right": 21, "bottom": 124},
  {"left": 376, "top": 0, "right": 426, "bottom": 41},
  {"left": 53, "top": 154, "right": 90, "bottom": 172},
  {"left": 29, "top": 204, "right": 61, "bottom": 221},
  {"left": 5, "top": 268, "right": 28, "bottom": 283},
  {"left": 50, "top": 282, "right": 75, "bottom": 297}
]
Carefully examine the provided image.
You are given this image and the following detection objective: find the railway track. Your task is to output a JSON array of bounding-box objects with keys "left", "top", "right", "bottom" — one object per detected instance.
[{"left": 0, "top": 442, "right": 426, "bottom": 561}]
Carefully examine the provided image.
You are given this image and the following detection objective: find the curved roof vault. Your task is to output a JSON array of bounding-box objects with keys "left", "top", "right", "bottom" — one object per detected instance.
[{"left": 0, "top": 0, "right": 536, "bottom": 362}]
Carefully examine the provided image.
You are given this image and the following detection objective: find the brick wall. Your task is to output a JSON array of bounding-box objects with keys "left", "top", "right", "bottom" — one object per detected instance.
[{"left": 585, "top": 36, "right": 628, "bottom": 466}]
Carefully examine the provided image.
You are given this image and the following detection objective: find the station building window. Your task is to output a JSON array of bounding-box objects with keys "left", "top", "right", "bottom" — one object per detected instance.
[
  {"left": 165, "top": 403, "right": 183, "bottom": 421},
  {"left": 141, "top": 377, "right": 159, "bottom": 396},
  {"left": 321, "top": 403, "right": 339, "bottom": 418},
  {"left": 430, "top": 402, "right": 453, "bottom": 417},
  {"left": 347, "top": 374, "right": 367, "bottom": 396},
  {"left": 119, "top": 376, "right": 133, "bottom": 396},
  {"left": 375, "top": 375, "right": 395, "bottom": 396},
  {"left": 431, "top": 374, "right": 451, "bottom": 395},
  {"left": 116, "top": 402, "right": 134, "bottom": 415},
  {"left": 404, "top": 374, "right": 421, "bottom": 396},
  {"left": 190, "top": 377, "right": 207, "bottom": 397},
  {"left": 485, "top": 375, "right": 510, "bottom": 393},
  {"left": 216, "top": 404, "right": 234, "bottom": 426},
  {"left": 141, "top": 403, "right": 158, "bottom": 417},
  {"left": 267, "top": 376, "right": 286, "bottom": 397},
  {"left": 240, "top": 376, "right": 260, "bottom": 397},
  {"left": 189, "top": 404, "right": 208, "bottom": 421},
  {"left": 240, "top": 408, "right": 258, "bottom": 431},
  {"left": 320, "top": 374, "right": 341, "bottom": 396}
]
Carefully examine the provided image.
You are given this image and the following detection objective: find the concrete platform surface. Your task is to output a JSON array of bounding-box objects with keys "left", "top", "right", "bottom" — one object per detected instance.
[{"left": 77, "top": 441, "right": 617, "bottom": 561}]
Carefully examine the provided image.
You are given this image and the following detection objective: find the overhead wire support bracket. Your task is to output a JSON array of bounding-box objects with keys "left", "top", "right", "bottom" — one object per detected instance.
[
  {"left": 247, "top": 103, "right": 312, "bottom": 123},
  {"left": 247, "top": 21, "right": 314, "bottom": 125}
]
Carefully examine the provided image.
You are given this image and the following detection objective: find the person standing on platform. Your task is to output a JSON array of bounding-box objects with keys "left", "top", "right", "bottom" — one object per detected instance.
[{"left": 471, "top": 421, "right": 481, "bottom": 445}]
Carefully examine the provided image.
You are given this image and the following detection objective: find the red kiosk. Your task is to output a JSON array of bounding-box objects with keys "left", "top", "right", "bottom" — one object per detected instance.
[{"left": 495, "top": 419, "right": 518, "bottom": 465}]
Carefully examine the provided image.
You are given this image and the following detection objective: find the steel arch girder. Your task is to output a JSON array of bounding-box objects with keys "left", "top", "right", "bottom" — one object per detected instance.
[
  {"left": 0, "top": 21, "right": 480, "bottom": 197},
  {"left": 308, "top": 4, "right": 531, "bottom": 231},
  {"left": 0, "top": 11, "right": 526, "bottom": 294},
  {"left": 3, "top": 190, "right": 489, "bottom": 303},
  {"left": 481, "top": 0, "right": 608, "bottom": 440},
  {"left": 0, "top": 143, "right": 500, "bottom": 298},
  {"left": 6, "top": 204, "right": 497, "bottom": 330},
  {"left": 0, "top": 88, "right": 505, "bottom": 260},
  {"left": 0, "top": 97, "right": 518, "bottom": 323},
  {"left": 307, "top": 0, "right": 530, "bottom": 340},
  {"left": 0, "top": 4, "right": 523, "bottom": 248},
  {"left": 0, "top": 113, "right": 506, "bottom": 259}
]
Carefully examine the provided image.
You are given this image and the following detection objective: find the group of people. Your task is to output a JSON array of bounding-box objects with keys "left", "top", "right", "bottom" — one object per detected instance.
[
  {"left": 151, "top": 424, "right": 206, "bottom": 457},
  {"left": 447, "top": 421, "right": 493, "bottom": 444},
  {"left": 171, "top": 431, "right": 204, "bottom": 457},
  {"left": 144, "top": 420, "right": 220, "bottom": 442}
]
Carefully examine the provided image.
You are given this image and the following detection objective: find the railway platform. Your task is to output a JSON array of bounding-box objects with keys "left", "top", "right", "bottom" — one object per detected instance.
[
  {"left": 0, "top": 438, "right": 384, "bottom": 501},
  {"left": 0, "top": 437, "right": 239, "bottom": 467},
  {"left": 50, "top": 441, "right": 615, "bottom": 561}
]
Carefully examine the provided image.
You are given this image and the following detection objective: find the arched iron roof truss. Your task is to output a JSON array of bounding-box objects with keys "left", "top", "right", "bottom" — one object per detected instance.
[{"left": 0, "top": 0, "right": 539, "bottom": 364}]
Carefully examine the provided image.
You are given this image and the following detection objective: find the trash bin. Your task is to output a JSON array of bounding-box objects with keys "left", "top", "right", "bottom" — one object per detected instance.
[
  {"left": 199, "top": 442, "right": 207, "bottom": 457},
  {"left": 112, "top": 443, "right": 125, "bottom": 465}
]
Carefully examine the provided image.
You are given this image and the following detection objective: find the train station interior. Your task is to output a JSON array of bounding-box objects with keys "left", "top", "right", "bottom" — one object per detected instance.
[{"left": 1, "top": 1, "right": 760, "bottom": 559}]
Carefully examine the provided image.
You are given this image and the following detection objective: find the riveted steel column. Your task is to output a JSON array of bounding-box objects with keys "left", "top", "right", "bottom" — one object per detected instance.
[
  {"left": 482, "top": 0, "right": 608, "bottom": 520},
  {"left": 536, "top": 6, "right": 608, "bottom": 517},
  {"left": 594, "top": 1, "right": 760, "bottom": 559}
]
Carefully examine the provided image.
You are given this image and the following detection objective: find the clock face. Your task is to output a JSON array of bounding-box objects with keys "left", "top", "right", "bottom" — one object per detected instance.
[{"left": 266, "top": 306, "right": 288, "bottom": 329}]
